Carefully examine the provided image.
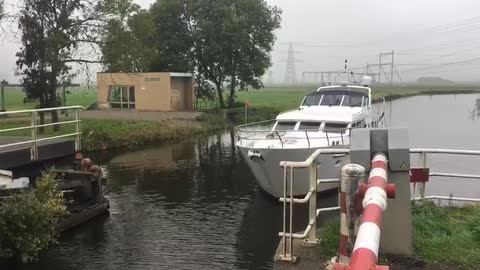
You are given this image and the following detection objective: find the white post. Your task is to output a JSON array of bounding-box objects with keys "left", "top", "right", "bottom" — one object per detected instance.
[
  {"left": 289, "top": 166, "right": 294, "bottom": 260},
  {"left": 31, "top": 111, "right": 38, "bottom": 160},
  {"left": 75, "top": 108, "right": 81, "bottom": 152},
  {"left": 304, "top": 162, "right": 319, "bottom": 245},
  {"left": 419, "top": 152, "right": 427, "bottom": 199}
]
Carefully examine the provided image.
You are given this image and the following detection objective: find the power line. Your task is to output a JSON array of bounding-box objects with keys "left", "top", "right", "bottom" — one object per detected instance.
[{"left": 399, "top": 57, "right": 480, "bottom": 73}]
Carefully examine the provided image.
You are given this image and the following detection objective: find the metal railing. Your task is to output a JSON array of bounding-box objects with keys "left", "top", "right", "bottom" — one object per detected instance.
[
  {"left": 0, "top": 106, "right": 84, "bottom": 160},
  {"left": 235, "top": 113, "right": 386, "bottom": 149},
  {"left": 277, "top": 148, "right": 350, "bottom": 262},
  {"left": 236, "top": 120, "right": 351, "bottom": 149},
  {"left": 410, "top": 148, "right": 480, "bottom": 202}
]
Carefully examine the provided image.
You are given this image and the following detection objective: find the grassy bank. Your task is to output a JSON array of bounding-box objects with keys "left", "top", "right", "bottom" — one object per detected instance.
[
  {"left": 82, "top": 116, "right": 224, "bottom": 152},
  {"left": 0, "top": 113, "right": 225, "bottom": 152},
  {"left": 319, "top": 202, "right": 480, "bottom": 269}
]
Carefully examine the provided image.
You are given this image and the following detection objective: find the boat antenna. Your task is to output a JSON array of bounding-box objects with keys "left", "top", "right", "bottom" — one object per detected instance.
[{"left": 344, "top": 59, "right": 348, "bottom": 73}]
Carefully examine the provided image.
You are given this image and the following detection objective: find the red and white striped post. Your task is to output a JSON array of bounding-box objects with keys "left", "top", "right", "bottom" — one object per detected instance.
[{"left": 334, "top": 153, "right": 395, "bottom": 270}]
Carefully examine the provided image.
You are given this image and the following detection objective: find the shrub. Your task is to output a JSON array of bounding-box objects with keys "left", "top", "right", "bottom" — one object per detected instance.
[{"left": 0, "top": 172, "right": 66, "bottom": 263}]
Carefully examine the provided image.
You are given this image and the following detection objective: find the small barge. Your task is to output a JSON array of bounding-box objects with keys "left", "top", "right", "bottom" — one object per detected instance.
[{"left": 0, "top": 157, "right": 109, "bottom": 232}]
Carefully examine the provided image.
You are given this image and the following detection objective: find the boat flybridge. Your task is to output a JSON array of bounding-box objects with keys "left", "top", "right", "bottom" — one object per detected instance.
[{"left": 235, "top": 80, "right": 386, "bottom": 198}]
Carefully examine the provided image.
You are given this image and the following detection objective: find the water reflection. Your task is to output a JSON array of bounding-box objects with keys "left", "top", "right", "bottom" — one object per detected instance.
[
  {"left": 9, "top": 131, "right": 288, "bottom": 270},
  {"left": 384, "top": 93, "right": 480, "bottom": 199}
]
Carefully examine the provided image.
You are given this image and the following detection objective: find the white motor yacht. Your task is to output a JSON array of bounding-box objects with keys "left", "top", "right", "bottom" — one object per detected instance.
[{"left": 235, "top": 81, "right": 385, "bottom": 198}]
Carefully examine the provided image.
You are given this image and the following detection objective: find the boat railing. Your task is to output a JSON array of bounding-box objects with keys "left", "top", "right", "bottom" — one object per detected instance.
[
  {"left": 277, "top": 148, "right": 350, "bottom": 262},
  {"left": 0, "top": 106, "right": 84, "bottom": 160},
  {"left": 235, "top": 123, "right": 351, "bottom": 148}
]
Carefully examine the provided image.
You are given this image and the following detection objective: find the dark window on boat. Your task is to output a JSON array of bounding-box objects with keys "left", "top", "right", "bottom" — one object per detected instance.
[
  {"left": 320, "top": 94, "right": 343, "bottom": 106},
  {"left": 342, "top": 95, "right": 363, "bottom": 107},
  {"left": 353, "top": 120, "right": 366, "bottom": 128},
  {"left": 275, "top": 122, "right": 297, "bottom": 131},
  {"left": 324, "top": 122, "right": 348, "bottom": 133},
  {"left": 299, "top": 122, "right": 321, "bottom": 130},
  {"left": 303, "top": 94, "right": 322, "bottom": 106}
]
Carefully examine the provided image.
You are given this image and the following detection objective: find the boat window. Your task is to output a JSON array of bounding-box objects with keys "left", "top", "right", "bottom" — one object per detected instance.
[
  {"left": 275, "top": 122, "right": 297, "bottom": 131},
  {"left": 352, "top": 120, "right": 366, "bottom": 128},
  {"left": 298, "top": 122, "right": 321, "bottom": 131},
  {"left": 324, "top": 122, "right": 348, "bottom": 133},
  {"left": 320, "top": 93, "right": 343, "bottom": 106},
  {"left": 302, "top": 94, "right": 322, "bottom": 106},
  {"left": 342, "top": 95, "right": 363, "bottom": 107}
]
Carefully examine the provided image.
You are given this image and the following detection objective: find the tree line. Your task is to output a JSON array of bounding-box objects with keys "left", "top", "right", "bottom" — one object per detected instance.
[{"left": 11, "top": 0, "right": 282, "bottom": 113}]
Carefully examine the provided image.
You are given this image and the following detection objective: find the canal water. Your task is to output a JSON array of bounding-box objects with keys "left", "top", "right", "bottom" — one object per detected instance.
[{"left": 11, "top": 93, "right": 480, "bottom": 270}]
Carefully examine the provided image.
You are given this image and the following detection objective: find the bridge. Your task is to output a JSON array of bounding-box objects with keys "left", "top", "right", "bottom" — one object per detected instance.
[
  {"left": 273, "top": 128, "right": 480, "bottom": 270},
  {"left": 0, "top": 106, "right": 84, "bottom": 170}
]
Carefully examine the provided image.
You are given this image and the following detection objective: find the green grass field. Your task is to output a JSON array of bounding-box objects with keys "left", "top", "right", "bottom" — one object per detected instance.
[
  {"left": 2, "top": 88, "right": 96, "bottom": 111},
  {"left": 3, "top": 85, "right": 480, "bottom": 112},
  {"left": 236, "top": 84, "right": 480, "bottom": 111}
]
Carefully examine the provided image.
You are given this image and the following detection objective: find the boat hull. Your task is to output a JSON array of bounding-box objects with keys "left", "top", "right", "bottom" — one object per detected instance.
[{"left": 237, "top": 145, "right": 348, "bottom": 198}]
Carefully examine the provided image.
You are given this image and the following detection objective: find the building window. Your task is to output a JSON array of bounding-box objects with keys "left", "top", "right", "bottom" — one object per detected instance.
[{"left": 108, "top": 86, "right": 135, "bottom": 109}]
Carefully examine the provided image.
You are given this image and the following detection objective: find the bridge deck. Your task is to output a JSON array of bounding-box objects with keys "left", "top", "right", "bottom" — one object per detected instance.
[{"left": 0, "top": 136, "right": 77, "bottom": 169}]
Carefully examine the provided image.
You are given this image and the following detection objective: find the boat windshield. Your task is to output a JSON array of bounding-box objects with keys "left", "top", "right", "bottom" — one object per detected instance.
[
  {"left": 324, "top": 122, "right": 348, "bottom": 133},
  {"left": 320, "top": 93, "right": 343, "bottom": 106},
  {"left": 303, "top": 94, "right": 322, "bottom": 106},
  {"left": 298, "top": 122, "right": 321, "bottom": 130},
  {"left": 342, "top": 93, "right": 366, "bottom": 107},
  {"left": 302, "top": 89, "right": 368, "bottom": 107},
  {"left": 275, "top": 121, "right": 297, "bottom": 131}
]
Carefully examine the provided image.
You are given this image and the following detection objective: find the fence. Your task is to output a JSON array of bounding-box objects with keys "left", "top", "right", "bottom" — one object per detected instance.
[
  {"left": 277, "top": 148, "right": 349, "bottom": 262},
  {"left": 410, "top": 148, "right": 480, "bottom": 202},
  {"left": 276, "top": 146, "right": 480, "bottom": 266},
  {"left": 0, "top": 106, "right": 84, "bottom": 160}
]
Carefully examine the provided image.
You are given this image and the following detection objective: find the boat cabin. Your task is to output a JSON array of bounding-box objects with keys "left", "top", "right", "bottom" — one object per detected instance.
[{"left": 271, "top": 86, "right": 372, "bottom": 133}]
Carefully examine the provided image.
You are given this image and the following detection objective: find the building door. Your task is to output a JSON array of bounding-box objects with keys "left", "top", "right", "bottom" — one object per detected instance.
[{"left": 170, "top": 78, "right": 187, "bottom": 111}]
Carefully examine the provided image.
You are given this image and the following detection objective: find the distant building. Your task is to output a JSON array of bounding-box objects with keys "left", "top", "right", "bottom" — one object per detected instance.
[
  {"left": 416, "top": 77, "right": 453, "bottom": 85},
  {"left": 96, "top": 72, "right": 194, "bottom": 111}
]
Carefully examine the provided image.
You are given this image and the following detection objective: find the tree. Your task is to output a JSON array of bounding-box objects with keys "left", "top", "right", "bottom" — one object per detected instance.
[
  {"left": 101, "top": 0, "right": 281, "bottom": 108},
  {"left": 191, "top": 0, "right": 282, "bottom": 107},
  {"left": 100, "top": 0, "right": 156, "bottom": 72},
  {"left": 16, "top": 0, "right": 104, "bottom": 130},
  {"left": 0, "top": 0, "right": 4, "bottom": 20},
  {"left": 149, "top": 0, "right": 193, "bottom": 72}
]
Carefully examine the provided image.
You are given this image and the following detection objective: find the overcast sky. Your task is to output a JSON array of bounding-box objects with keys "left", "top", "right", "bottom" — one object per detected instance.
[{"left": 2, "top": 0, "right": 480, "bottom": 83}]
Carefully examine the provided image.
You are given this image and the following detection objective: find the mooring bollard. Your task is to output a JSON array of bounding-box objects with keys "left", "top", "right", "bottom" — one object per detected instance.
[{"left": 338, "top": 164, "right": 366, "bottom": 264}]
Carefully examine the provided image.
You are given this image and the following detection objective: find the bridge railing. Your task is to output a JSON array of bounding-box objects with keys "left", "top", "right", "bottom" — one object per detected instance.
[
  {"left": 410, "top": 148, "right": 480, "bottom": 202},
  {"left": 0, "top": 106, "right": 84, "bottom": 160},
  {"left": 277, "top": 148, "right": 349, "bottom": 262}
]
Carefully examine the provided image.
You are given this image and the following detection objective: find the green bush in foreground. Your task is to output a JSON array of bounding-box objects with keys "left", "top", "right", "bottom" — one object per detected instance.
[{"left": 0, "top": 172, "right": 66, "bottom": 263}]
